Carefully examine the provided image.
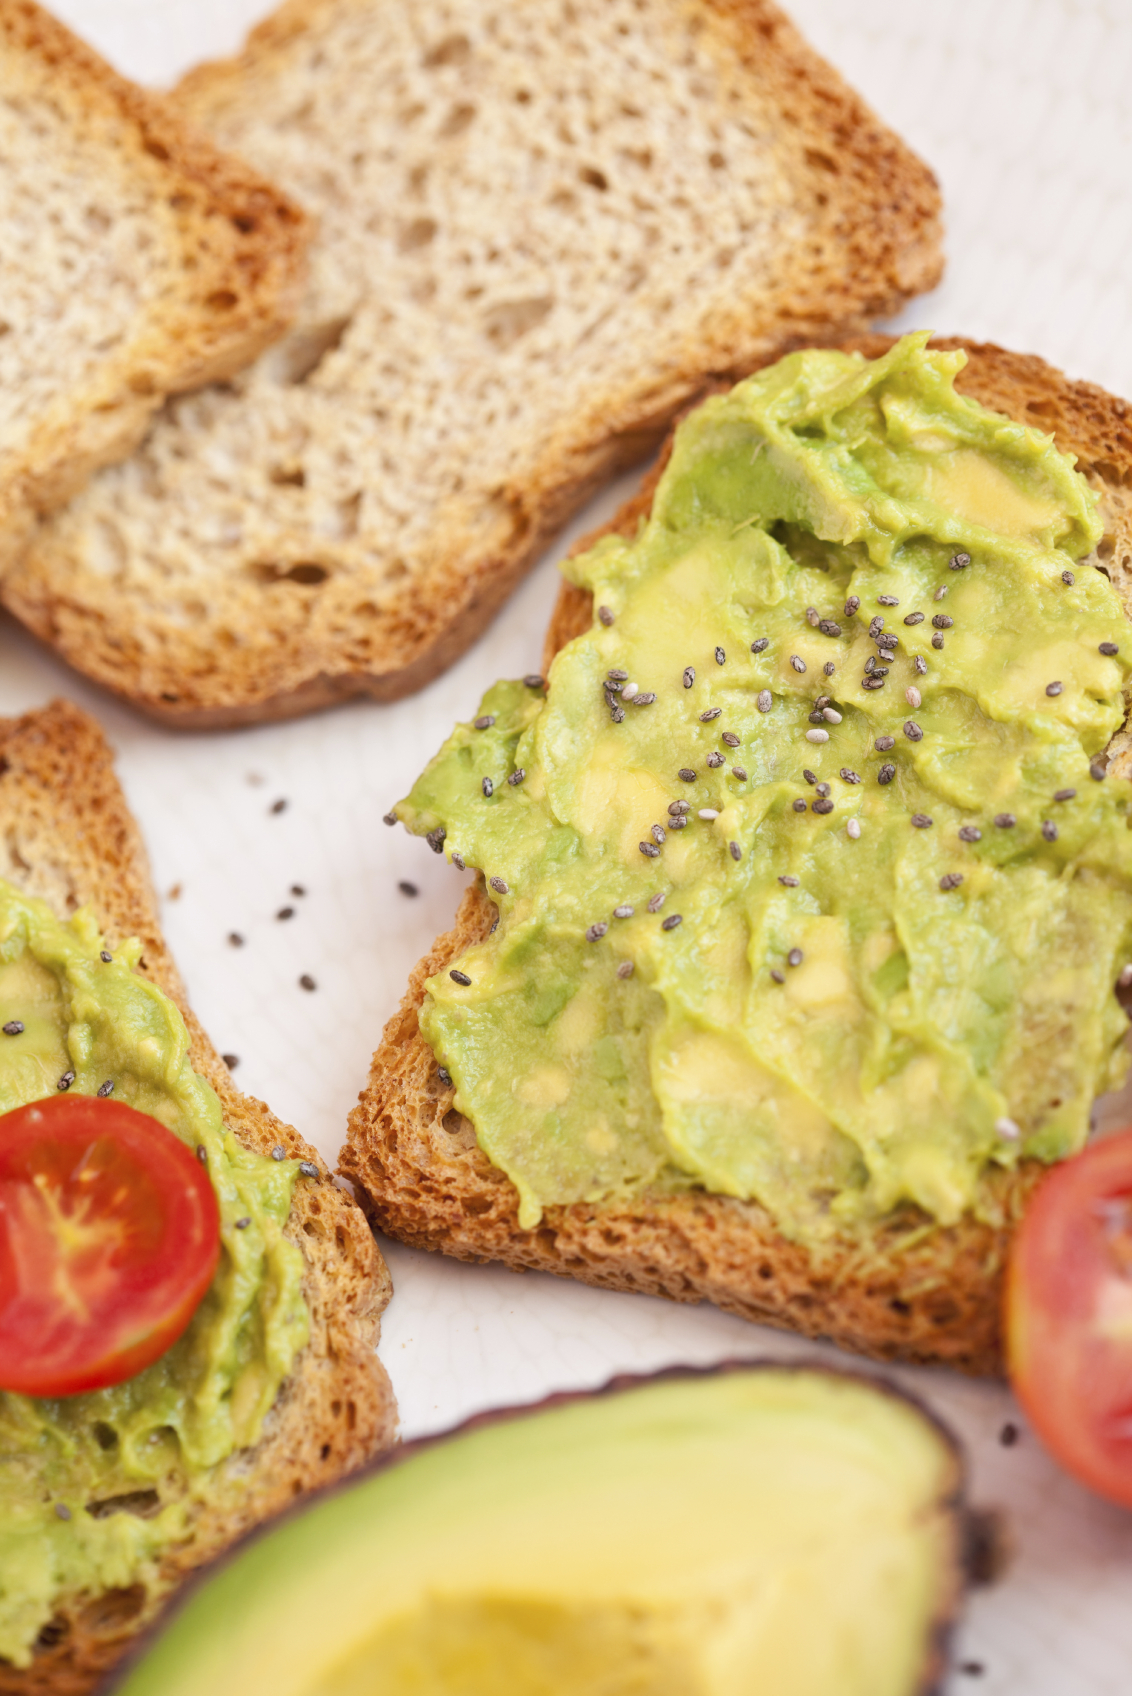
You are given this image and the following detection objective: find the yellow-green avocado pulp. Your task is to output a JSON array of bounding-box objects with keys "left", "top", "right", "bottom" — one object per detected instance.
[
  {"left": 0, "top": 883, "right": 309, "bottom": 1667},
  {"left": 398, "top": 334, "right": 1132, "bottom": 1237}
]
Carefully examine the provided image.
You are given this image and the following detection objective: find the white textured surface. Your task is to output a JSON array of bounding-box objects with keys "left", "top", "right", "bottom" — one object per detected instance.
[{"left": 8, "top": 3, "right": 1132, "bottom": 1689}]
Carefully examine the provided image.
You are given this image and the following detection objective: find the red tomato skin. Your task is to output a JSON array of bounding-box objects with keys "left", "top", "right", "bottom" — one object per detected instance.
[
  {"left": 1007, "top": 1128, "right": 1132, "bottom": 1511},
  {"left": 0, "top": 1096, "right": 221, "bottom": 1398}
]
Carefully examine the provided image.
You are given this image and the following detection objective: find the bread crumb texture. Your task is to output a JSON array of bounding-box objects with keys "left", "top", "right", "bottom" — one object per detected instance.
[
  {"left": 0, "top": 701, "right": 395, "bottom": 1696},
  {"left": 6, "top": 0, "right": 941, "bottom": 725},
  {"left": 0, "top": 0, "right": 307, "bottom": 571},
  {"left": 341, "top": 338, "right": 1132, "bottom": 1377}
]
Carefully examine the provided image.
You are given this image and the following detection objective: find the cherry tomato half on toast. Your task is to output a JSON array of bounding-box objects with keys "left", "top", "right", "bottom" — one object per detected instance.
[
  {"left": 1007, "top": 1127, "right": 1132, "bottom": 1510},
  {"left": 0, "top": 1095, "right": 220, "bottom": 1397}
]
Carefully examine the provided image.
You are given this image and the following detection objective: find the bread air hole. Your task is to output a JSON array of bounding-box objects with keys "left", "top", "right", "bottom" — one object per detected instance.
[{"left": 252, "top": 561, "right": 330, "bottom": 586}]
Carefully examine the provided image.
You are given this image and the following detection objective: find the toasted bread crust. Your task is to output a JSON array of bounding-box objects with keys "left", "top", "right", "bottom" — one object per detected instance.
[
  {"left": 5, "top": 0, "right": 940, "bottom": 726},
  {"left": 341, "top": 337, "right": 1132, "bottom": 1377},
  {"left": 0, "top": 0, "right": 308, "bottom": 569},
  {"left": 0, "top": 701, "right": 395, "bottom": 1695}
]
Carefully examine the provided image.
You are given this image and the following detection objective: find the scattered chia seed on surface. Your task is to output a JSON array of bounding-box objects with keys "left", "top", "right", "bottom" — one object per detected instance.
[
  {"left": 57, "top": 1071, "right": 74, "bottom": 1091},
  {"left": 2, "top": 1021, "right": 22, "bottom": 1036},
  {"left": 586, "top": 921, "right": 609, "bottom": 941},
  {"left": 652, "top": 824, "right": 666, "bottom": 844},
  {"left": 598, "top": 605, "right": 614, "bottom": 626},
  {"left": 803, "top": 769, "right": 817, "bottom": 785},
  {"left": 722, "top": 730, "right": 740, "bottom": 746},
  {"left": 715, "top": 647, "right": 726, "bottom": 665},
  {"left": 932, "top": 632, "right": 945, "bottom": 650},
  {"left": 771, "top": 969, "right": 785, "bottom": 983},
  {"left": 806, "top": 606, "right": 820, "bottom": 627},
  {"left": 438, "top": 1066, "right": 453, "bottom": 1086},
  {"left": 452, "top": 852, "right": 466, "bottom": 870},
  {"left": 911, "top": 813, "right": 933, "bottom": 828},
  {"left": 1046, "top": 681, "right": 1063, "bottom": 696},
  {"left": 698, "top": 808, "right": 720, "bottom": 820},
  {"left": 905, "top": 686, "right": 921, "bottom": 708},
  {"left": 878, "top": 764, "right": 896, "bottom": 784},
  {"left": 668, "top": 800, "right": 691, "bottom": 815},
  {"left": 427, "top": 826, "right": 447, "bottom": 853},
  {"left": 869, "top": 616, "right": 884, "bottom": 639},
  {"left": 875, "top": 736, "right": 895, "bottom": 752},
  {"left": 904, "top": 721, "right": 923, "bottom": 741},
  {"left": 999, "top": 1423, "right": 1020, "bottom": 1447},
  {"left": 805, "top": 728, "right": 829, "bottom": 743},
  {"left": 700, "top": 707, "right": 722, "bottom": 722},
  {"left": 271, "top": 1145, "right": 285, "bottom": 1161},
  {"left": 914, "top": 655, "right": 928, "bottom": 675},
  {"left": 707, "top": 751, "right": 725, "bottom": 767},
  {"left": 299, "top": 1162, "right": 319, "bottom": 1179},
  {"left": 1042, "top": 821, "right": 1058, "bottom": 841},
  {"left": 97, "top": 1080, "right": 114, "bottom": 1097},
  {"left": 939, "top": 873, "right": 963, "bottom": 891},
  {"left": 779, "top": 874, "right": 800, "bottom": 886},
  {"left": 299, "top": 974, "right": 317, "bottom": 991},
  {"left": 662, "top": 914, "right": 683, "bottom": 930},
  {"left": 862, "top": 675, "right": 886, "bottom": 691},
  {"left": 752, "top": 638, "right": 770, "bottom": 653},
  {"left": 489, "top": 875, "right": 509, "bottom": 894},
  {"left": 1062, "top": 570, "right": 1075, "bottom": 585},
  {"left": 622, "top": 682, "right": 639, "bottom": 699},
  {"left": 757, "top": 689, "right": 772, "bottom": 713},
  {"left": 790, "top": 654, "right": 807, "bottom": 673},
  {"left": 934, "top": 585, "right": 949, "bottom": 602},
  {"left": 729, "top": 841, "right": 742, "bottom": 861},
  {"left": 683, "top": 666, "right": 696, "bottom": 687},
  {"left": 481, "top": 777, "right": 494, "bottom": 798},
  {"left": 613, "top": 905, "right": 634, "bottom": 919},
  {"left": 822, "top": 707, "right": 842, "bottom": 723},
  {"left": 99, "top": 950, "right": 112, "bottom": 963},
  {"left": 813, "top": 798, "right": 834, "bottom": 814},
  {"left": 847, "top": 819, "right": 861, "bottom": 840},
  {"left": 787, "top": 948, "right": 803, "bottom": 967},
  {"left": 679, "top": 768, "right": 697, "bottom": 782},
  {"left": 877, "top": 633, "right": 899, "bottom": 651},
  {"left": 732, "top": 767, "right": 748, "bottom": 781},
  {"left": 959, "top": 825, "right": 982, "bottom": 842},
  {"left": 1054, "top": 788, "right": 1076, "bottom": 802},
  {"left": 840, "top": 768, "right": 861, "bottom": 784},
  {"left": 639, "top": 841, "right": 661, "bottom": 857},
  {"left": 904, "top": 611, "right": 925, "bottom": 625},
  {"left": 844, "top": 596, "right": 860, "bottom": 615},
  {"left": 932, "top": 614, "right": 953, "bottom": 630},
  {"left": 648, "top": 893, "right": 666, "bottom": 912},
  {"left": 617, "top": 961, "right": 635, "bottom": 979},
  {"left": 54, "top": 1504, "right": 71, "bottom": 1522},
  {"left": 524, "top": 674, "right": 544, "bottom": 689},
  {"left": 398, "top": 881, "right": 418, "bottom": 897},
  {"left": 996, "top": 1117, "right": 1021, "bottom": 1140},
  {"left": 235, "top": 1217, "right": 251, "bottom": 1230},
  {"left": 634, "top": 692, "right": 657, "bottom": 706},
  {"left": 508, "top": 769, "right": 527, "bottom": 787},
  {"left": 793, "top": 798, "right": 807, "bottom": 812},
  {"left": 450, "top": 969, "right": 472, "bottom": 986},
  {"left": 949, "top": 552, "right": 970, "bottom": 570},
  {"left": 815, "top": 783, "right": 830, "bottom": 797},
  {"left": 196, "top": 1145, "right": 209, "bottom": 1164},
  {"left": 818, "top": 619, "right": 841, "bottom": 637},
  {"left": 383, "top": 811, "right": 397, "bottom": 826},
  {"left": 610, "top": 705, "right": 625, "bottom": 723},
  {"left": 271, "top": 798, "right": 288, "bottom": 815},
  {"left": 995, "top": 813, "right": 1016, "bottom": 828},
  {"left": 823, "top": 661, "right": 836, "bottom": 676},
  {"left": 1100, "top": 642, "right": 1119, "bottom": 656},
  {"left": 877, "top": 595, "right": 899, "bottom": 607},
  {"left": 474, "top": 714, "right": 496, "bottom": 730},
  {"left": 276, "top": 906, "right": 294, "bottom": 920},
  {"left": 222, "top": 1054, "right": 239, "bottom": 1070},
  {"left": 1091, "top": 759, "right": 1108, "bottom": 780}
]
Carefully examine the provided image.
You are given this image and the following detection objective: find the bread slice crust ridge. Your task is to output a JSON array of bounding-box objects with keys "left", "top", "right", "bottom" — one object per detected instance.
[
  {"left": 0, "top": 701, "right": 396, "bottom": 1696},
  {"left": 0, "top": 0, "right": 308, "bottom": 571},
  {"left": 7, "top": 0, "right": 940, "bottom": 727},
  {"left": 340, "top": 336, "right": 1132, "bottom": 1379}
]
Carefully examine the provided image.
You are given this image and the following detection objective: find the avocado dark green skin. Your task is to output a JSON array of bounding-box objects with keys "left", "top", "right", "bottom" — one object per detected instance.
[{"left": 100, "top": 1359, "right": 969, "bottom": 1696}]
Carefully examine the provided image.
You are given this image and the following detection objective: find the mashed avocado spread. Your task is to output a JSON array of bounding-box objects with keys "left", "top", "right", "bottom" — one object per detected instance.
[
  {"left": 398, "top": 334, "right": 1132, "bottom": 1239},
  {"left": 0, "top": 883, "right": 308, "bottom": 1666}
]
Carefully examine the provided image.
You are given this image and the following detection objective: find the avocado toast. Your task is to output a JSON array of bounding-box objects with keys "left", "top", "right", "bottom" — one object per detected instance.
[
  {"left": 343, "top": 334, "right": 1132, "bottom": 1376},
  {"left": 0, "top": 701, "right": 396, "bottom": 1694}
]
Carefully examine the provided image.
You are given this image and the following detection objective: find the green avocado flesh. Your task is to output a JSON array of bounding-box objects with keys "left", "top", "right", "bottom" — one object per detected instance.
[
  {"left": 398, "top": 334, "right": 1132, "bottom": 1236},
  {"left": 0, "top": 883, "right": 308, "bottom": 1667},
  {"left": 114, "top": 1367, "right": 961, "bottom": 1696}
]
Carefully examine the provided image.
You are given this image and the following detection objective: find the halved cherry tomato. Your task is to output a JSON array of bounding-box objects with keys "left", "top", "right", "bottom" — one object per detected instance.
[
  {"left": 0, "top": 1095, "right": 220, "bottom": 1397},
  {"left": 1006, "top": 1128, "right": 1132, "bottom": 1509}
]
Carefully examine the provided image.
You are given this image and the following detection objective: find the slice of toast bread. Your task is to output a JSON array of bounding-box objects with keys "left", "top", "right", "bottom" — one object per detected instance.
[
  {"left": 0, "top": 700, "right": 396, "bottom": 1696},
  {"left": 340, "top": 336, "right": 1132, "bottom": 1379},
  {"left": 0, "top": 0, "right": 308, "bottom": 573},
  {"left": 5, "top": 0, "right": 941, "bottom": 728}
]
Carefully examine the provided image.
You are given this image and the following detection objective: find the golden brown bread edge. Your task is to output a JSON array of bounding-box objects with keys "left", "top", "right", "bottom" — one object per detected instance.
[
  {"left": 4, "top": 0, "right": 943, "bottom": 729},
  {"left": 340, "top": 336, "right": 1132, "bottom": 1379},
  {"left": 0, "top": 0, "right": 308, "bottom": 570},
  {"left": 0, "top": 702, "right": 396, "bottom": 1696}
]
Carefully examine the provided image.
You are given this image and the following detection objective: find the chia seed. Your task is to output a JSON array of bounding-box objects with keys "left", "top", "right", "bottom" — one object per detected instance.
[
  {"left": 840, "top": 768, "right": 861, "bottom": 784},
  {"left": 2, "top": 1021, "right": 23, "bottom": 1036},
  {"left": 679, "top": 768, "right": 697, "bottom": 782},
  {"left": 1062, "top": 571, "right": 1075, "bottom": 586},
  {"left": 787, "top": 948, "right": 803, "bottom": 967},
  {"left": 729, "top": 841, "right": 742, "bottom": 861},
  {"left": 793, "top": 799, "right": 807, "bottom": 812},
  {"left": 489, "top": 875, "right": 509, "bottom": 894},
  {"left": 426, "top": 826, "right": 447, "bottom": 853},
  {"left": 1041, "top": 821, "right": 1058, "bottom": 842},
  {"left": 299, "top": 974, "right": 317, "bottom": 991},
  {"left": 438, "top": 1067, "right": 453, "bottom": 1086},
  {"left": 639, "top": 841, "right": 661, "bottom": 857},
  {"left": 779, "top": 875, "right": 800, "bottom": 887},
  {"left": 995, "top": 813, "right": 1016, "bottom": 829},
  {"left": 846, "top": 818, "right": 861, "bottom": 840},
  {"left": 877, "top": 595, "right": 899, "bottom": 607},
  {"left": 299, "top": 1162, "right": 319, "bottom": 1180},
  {"left": 634, "top": 692, "right": 657, "bottom": 706},
  {"left": 450, "top": 969, "right": 472, "bottom": 986},
  {"left": 97, "top": 1080, "right": 114, "bottom": 1097},
  {"left": 958, "top": 825, "right": 982, "bottom": 842},
  {"left": 722, "top": 731, "right": 740, "bottom": 747},
  {"left": 1100, "top": 642, "right": 1119, "bottom": 656},
  {"left": 932, "top": 632, "right": 945, "bottom": 650},
  {"left": 398, "top": 881, "right": 419, "bottom": 897},
  {"left": 524, "top": 674, "right": 545, "bottom": 689},
  {"left": 668, "top": 800, "right": 692, "bottom": 815},
  {"left": 1046, "top": 681, "right": 1063, "bottom": 697},
  {"left": 904, "top": 611, "right": 925, "bottom": 625},
  {"left": 474, "top": 714, "right": 496, "bottom": 730},
  {"left": 707, "top": 751, "right": 725, "bottom": 767},
  {"left": 715, "top": 647, "right": 726, "bottom": 666},
  {"left": 598, "top": 605, "right": 614, "bottom": 626},
  {"left": 877, "top": 764, "right": 896, "bottom": 785},
  {"left": 647, "top": 893, "right": 666, "bottom": 913},
  {"left": 732, "top": 767, "right": 748, "bottom": 781},
  {"left": 751, "top": 638, "right": 770, "bottom": 654},
  {"left": 813, "top": 798, "right": 834, "bottom": 814},
  {"left": 875, "top": 736, "right": 895, "bottom": 752},
  {"left": 272, "top": 1145, "right": 286, "bottom": 1161},
  {"left": 818, "top": 620, "right": 841, "bottom": 637},
  {"left": 481, "top": 778, "right": 493, "bottom": 798},
  {"left": 790, "top": 655, "right": 807, "bottom": 673},
  {"left": 844, "top": 596, "right": 861, "bottom": 615},
  {"left": 700, "top": 707, "right": 722, "bottom": 722},
  {"left": 863, "top": 676, "right": 886, "bottom": 691},
  {"left": 757, "top": 690, "right": 773, "bottom": 713},
  {"left": 1054, "top": 788, "right": 1076, "bottom": 802},
  {"left": 803, "top": 769, "right": 817, "bottom": 785},
  {"left": 613, "top": 905, "right": 635, "bottom": 919},
  {"left": 1091, "top": 759, "right": 1108, "bottom": 781},
  {"left": 57, "top": 1071, "right": 74, "bottom": 1091},
  {"left": 508, "top": 769, "right": 526, "bottom": 786},
  {"left": 910, "top": 813, "right": 933, "bottom": 828},
  {"left": 949, "top": 552, "right": 970, "bottom": 570},
  {"left": 586, "top": 922, "right": 610, "bottom": 941},
  {"left": 617, "top": 961, "right": 635, "bottom": 979},
  {"left": 914, "top": 655, "right": 928, "bottom": 675},
  {"left": 932, "top": 614, "right": 953, "bottom": 630},
  {"left": 939, "top": 873, "right": 964, "bottom": 891},
  {"left": 661, "top": 914, "right": 683, "bottom": 931},
  {"left": 903, "top": 721, "right": 923, "bottom": 742},
  {"left": 771, "top": 969, "right": 785, "bottom": 983}
]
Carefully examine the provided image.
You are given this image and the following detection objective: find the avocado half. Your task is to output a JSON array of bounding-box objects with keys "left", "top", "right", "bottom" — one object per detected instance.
[{"left": 107, "top": 1363, "right": 966, "bottom": 1696}]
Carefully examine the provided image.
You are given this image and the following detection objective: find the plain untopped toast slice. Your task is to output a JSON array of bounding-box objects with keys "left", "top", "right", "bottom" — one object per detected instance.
[
  {"left": 0, "top": 701, "right": 396, "bottom": 1696},
  {"left": 0, "top": 0, "right": 308, "bottom": 572},
  {"left": 6, "top": 0, "right": 941, "bottom": 727},
  {"left": 340, "top": 336, "right": 1132, "bottom": 1378}
]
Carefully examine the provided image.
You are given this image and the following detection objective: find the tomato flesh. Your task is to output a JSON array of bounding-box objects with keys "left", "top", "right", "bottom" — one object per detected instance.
[
  {"left": 0, "top": 1095, "right": 220, "bottom": 1397},
  {"left": 1007, "top": 1128, "right": 1132, "bottom": 1510}
]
